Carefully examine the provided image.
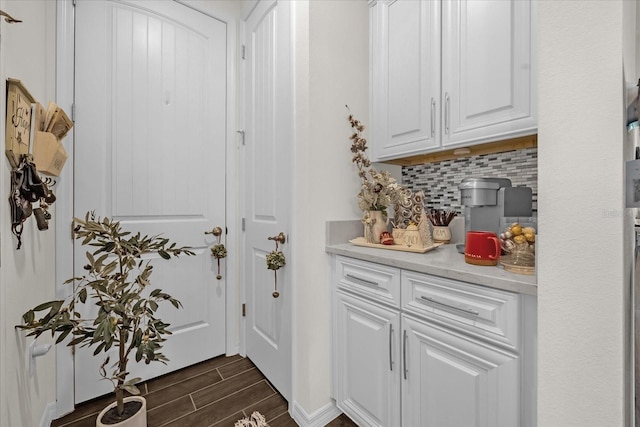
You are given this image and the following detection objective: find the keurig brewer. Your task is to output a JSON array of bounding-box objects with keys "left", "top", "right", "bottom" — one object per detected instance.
[{"left": 456, "top": 178, "right": 533, "bottom": 253}]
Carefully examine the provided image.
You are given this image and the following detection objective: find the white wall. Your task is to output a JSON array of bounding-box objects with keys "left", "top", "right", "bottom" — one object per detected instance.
[
  {"left": 292, "top": 0, "right": 369, "bottom": 414},
  {"left": 538, "top": 1, "right": 629, "bottom": 425},
  {"left": 0, "top": 1, "right": 58, "bottom": 426}
]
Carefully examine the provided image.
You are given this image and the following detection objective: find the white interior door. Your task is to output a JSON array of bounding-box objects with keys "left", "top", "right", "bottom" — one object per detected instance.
[
  {"left": 74, "top": 0, "right": 227, "bottom": 403},
  {"left": 243, "top": 0, "right": 293, "bottom": 402}
]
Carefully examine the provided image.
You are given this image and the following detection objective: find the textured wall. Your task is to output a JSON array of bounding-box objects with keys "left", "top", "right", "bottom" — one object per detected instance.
[
  {"left": 0, "top": 1, "right": 58, "bottom": 426},
  {"left": 538, "top": 1, "right": 627, "bottom": 426},
  {"left": 294, "top": 0, "right": 370, "bottom": 417},
  {"left": 401, "top": 147, "right": 538, "bottom": 213}
]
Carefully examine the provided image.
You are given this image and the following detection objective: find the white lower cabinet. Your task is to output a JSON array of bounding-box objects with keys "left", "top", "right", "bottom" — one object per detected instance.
[
  {"left": 401, "top": 314, "right": 519, "bottom": 427},
  {"left": 334, "top": 290, "right": 401, "bottom": 427},
  {"left": 332, "top": 255, "right": 536, "bottom": 427}
]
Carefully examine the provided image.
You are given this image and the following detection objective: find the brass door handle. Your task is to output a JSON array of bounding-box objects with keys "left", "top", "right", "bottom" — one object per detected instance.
[
  {"left": 206, "top": 226, "right": 225, "bottom": 280},
  {"left": 267, "top": 232, "right": 286, "bottom": 245},
  {"left": 205, "top": 227, "right": 223, "bottom": 237}
]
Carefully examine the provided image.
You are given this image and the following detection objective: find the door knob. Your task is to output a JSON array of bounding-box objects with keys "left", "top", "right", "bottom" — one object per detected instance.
[
  {"left": 205, "top": 226, "right": 223, "bottom": 237},
  {"left": 266, "top": 232, "right": 286, "bottom": 298},
  {"left": 205, "top": 226, "right": 225, "bottom": 280},
  {"left": 267, "top": 232, "right": 286, "bottom": 245}
]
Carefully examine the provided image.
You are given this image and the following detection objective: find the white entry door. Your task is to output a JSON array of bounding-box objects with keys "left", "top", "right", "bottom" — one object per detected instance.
[
  {"left": 243, "top": 0, "right": 293, "bottom": 401},
  {"left": 74, "top": 0, "right": 227, "bottom": 403}
]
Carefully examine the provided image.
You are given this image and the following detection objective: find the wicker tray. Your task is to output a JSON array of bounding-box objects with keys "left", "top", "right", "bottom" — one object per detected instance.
[{"left": 349, "top": 237, "right": 443, "bottom": 254}]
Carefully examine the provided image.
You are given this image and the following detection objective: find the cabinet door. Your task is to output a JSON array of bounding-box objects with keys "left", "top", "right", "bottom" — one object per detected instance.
[
  {"left": 401, "top": 315, "right": 520, "bottom": 427},
  {"left": 371, "top": 0, "right": 440, "bottom": 160},
  {"left": 441, "top": 0, "right": 536, "bottom": 147},
  {"left": 333, "top": 290, "right": 401, "bottom": 427}
]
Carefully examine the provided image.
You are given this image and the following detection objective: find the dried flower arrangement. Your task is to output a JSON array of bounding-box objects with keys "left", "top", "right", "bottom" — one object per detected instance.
[{"left": 347, "top": 106, "right": 409, "bottom": 218}]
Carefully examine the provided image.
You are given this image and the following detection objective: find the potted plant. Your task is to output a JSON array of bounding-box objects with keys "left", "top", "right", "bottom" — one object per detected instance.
[{"left": 17, "top": 212, "right": 194, "bottom": 426}]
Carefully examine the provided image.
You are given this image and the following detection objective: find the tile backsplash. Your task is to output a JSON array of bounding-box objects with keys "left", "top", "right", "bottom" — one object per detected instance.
[{"left": 401, "top": 147, "right": 538, "bottom": 213}]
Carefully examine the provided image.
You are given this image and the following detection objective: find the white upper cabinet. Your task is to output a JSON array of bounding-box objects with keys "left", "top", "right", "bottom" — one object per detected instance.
[
  {"left": 371, "top": 0, "right": 440, "bottom": 159},
  {"left": 370, "top": 0, "right": 536, "bottom": 160},
  {"left": 442, "top": 0, "right": 536, "bottom": 147}
]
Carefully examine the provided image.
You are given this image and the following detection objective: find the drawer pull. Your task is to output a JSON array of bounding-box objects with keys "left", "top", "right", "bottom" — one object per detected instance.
[
  {"left": 430, "top": 98, "right": 436, "bottom": 137},
  {"left": 445, "top": 92, "right": 450, "bottom": 135},
  {"left": 403, "top": 329, "right": 408, "bottom": 380},
  {"left": 420, "top": 295, "right": 480, "bottom": 316},
  {"left": 345, "top": 274, "right": 379, "bottom": 288},
  {"left": 389, "top": 324, "right": 394, "bottom": 371}
]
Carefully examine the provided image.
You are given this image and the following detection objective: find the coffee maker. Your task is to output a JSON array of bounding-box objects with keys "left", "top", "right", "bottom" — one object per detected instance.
[{"left": 456, "top": 177, "right": 533, "bottom": 252}]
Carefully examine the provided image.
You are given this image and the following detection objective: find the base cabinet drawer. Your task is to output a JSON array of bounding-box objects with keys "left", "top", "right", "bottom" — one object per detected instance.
[
  {"left": 402, "top": 270, "right": 521, "bottom": 350},
  {"left": 335, "top": 255, "right": 401, "bottom": 308}
]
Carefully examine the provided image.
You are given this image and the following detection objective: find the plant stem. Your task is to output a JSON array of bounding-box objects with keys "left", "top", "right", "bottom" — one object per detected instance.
[{"left": 116, "top": 327, "right": 127, "bottom": 416}]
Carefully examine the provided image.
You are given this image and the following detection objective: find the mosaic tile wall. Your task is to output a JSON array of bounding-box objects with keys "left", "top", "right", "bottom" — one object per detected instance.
[{"left": 401, "top": 147, "right": 538, "bottom": 213}]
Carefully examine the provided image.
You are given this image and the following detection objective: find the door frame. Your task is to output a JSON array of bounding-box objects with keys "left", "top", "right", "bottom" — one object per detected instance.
[{"left": 54, "top": 0, "right": 239, "bottom": 417}]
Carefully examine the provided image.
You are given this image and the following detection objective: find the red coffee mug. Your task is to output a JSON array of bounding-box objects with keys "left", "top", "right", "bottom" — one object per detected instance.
[{"left": 464, "top": 231, "right": 501, "bottom": 266}]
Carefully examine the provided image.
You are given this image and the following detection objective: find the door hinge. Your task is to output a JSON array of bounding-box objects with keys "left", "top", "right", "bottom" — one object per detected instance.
[
  {"left": 237, "top": 129, "right": 245, "bottom": 145},
  {"left": 71, "top": 103, "right": 76, "bottom": 122},
  {"left": 242, "top": 218, "right": 245, "bottom": 231},
  {"left": 242, "top": 303, "right": 246, "bottom": 317},
  {"left": 241, "top": 45, "right": 246, "bottom": 60},
  {"left": 72, "top": 0, "right": 76, "bottom": 6}
]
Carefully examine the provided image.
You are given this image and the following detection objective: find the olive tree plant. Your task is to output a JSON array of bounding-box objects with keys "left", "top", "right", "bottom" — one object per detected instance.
[{"left": 18, "top": 212, "right": 194, "bottom": 421}]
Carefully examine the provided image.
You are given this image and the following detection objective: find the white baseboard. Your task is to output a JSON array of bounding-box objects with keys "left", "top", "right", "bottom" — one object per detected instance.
[
  {"left": 39, "top": 402, "right": 56, "bottom": 427},
  {"left": 290, "top": 400, "right": 342, "bottom": 427}
]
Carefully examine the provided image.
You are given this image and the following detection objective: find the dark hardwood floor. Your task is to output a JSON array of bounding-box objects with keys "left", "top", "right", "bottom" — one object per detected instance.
[{"left": 51, "top": 355, "right": 357, "bottom": 427}]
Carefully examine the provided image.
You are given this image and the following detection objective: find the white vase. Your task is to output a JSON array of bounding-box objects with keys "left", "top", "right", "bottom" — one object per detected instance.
[
  {"left": 364, "top": 210, "right": 389, "bottom": 244},
  {"left": 392, "top": 228, "right": 406, "bottom": 245},
  {"left": 432, "top": 225, "right": 451, "bottom": 244},
  {"left": 96, "top": 396, "right": 147, "bottom": 427}
]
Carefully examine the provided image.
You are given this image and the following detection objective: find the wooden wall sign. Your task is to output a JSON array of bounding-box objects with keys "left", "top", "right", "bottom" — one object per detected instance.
[{"left": 5, "top": 78, "right": 35, "bottom": 168}]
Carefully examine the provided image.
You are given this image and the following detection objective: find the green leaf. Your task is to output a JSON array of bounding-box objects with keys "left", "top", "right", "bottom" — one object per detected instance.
[
  {"left": 56, "top": 328, "right": 72, "bottom": 344},
  {"left": 124, "top": 377, "right": 142, "bottom": 386},
  {"left": 93, "top": 341, "right": 105, "bottom": 356},
  {"left": 22, "top": 310, "right": 35, "bottom": 324},
  {"left": 33, "top": 301, "right": 56, "bottom": 312},
  {"left": 148, "top": 301, "right": 158, "bottom": 312},
  {"left": 68, "top": 336, "right": 87, "bottom": 347},
  {"left": 79, "top": 288, "right": 87, "bottom": 304},
  {"left": 158, "top": 250, "right": 170, "bottom": 260},
  {"left": 123, "top": 384, "right": 140, "bottom": 395}
]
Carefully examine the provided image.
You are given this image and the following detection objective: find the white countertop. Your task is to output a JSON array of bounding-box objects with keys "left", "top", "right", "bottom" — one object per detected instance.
[{"left": 325, "top": 220, "right": 537, "bottom": 296}]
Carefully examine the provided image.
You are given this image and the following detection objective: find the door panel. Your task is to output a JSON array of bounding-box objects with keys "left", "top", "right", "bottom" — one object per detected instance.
[
  {"left": 441, "top": 0, "right": 536, "bottom": 146},
  {"left": 334, "top": 291, "right": 401, "bottom": 427},
  {"left": 402, "top": 315, "right": 519, "bottom": 427},
  {"left": 371, "top": 0, "right": 441, "bottom": 160},
  {"left": 74, "top": 0, "right": 227, "bottom": 403},
  {"left": 244, "top": 0, "right": 293, "bottom": 401}
]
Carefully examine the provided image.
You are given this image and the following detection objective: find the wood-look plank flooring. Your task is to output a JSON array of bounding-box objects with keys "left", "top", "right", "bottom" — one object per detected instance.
[{"left": 51, "top": 355, "right": 357, "bottom": 427}]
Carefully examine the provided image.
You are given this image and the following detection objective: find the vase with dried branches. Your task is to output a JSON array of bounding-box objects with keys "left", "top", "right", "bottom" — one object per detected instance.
[{"left": 346, "top": 106, "right": 409, "bottom": 243}]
